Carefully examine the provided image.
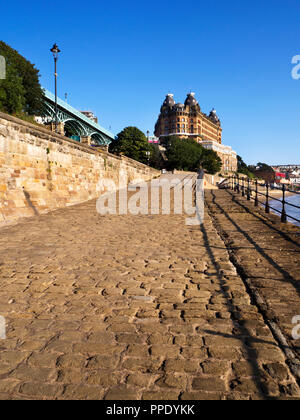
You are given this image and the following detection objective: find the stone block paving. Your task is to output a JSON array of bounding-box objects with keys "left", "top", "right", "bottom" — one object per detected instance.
[
  {"left": 206, "top": 189, "right": 300, "bottom": 382},
  {"left": 0, "top": 175, "right": 299, "bottom": 400}
]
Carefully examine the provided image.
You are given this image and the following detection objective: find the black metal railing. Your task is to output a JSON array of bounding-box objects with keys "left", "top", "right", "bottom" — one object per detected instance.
[{"left": 227, "top": 175, "right": 300, "bottom": 224}]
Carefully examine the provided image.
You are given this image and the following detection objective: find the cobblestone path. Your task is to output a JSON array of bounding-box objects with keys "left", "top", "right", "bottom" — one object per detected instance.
[
  {"left": 206, "top": 189, "right": 300, "bottom": 376},
  {"left": 0, "top": 175, "right": 299, "bottom": 400}
]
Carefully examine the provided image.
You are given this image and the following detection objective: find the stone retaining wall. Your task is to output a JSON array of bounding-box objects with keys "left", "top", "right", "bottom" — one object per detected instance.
[{"left": 0, "top": 112, "right": 159, "bottom": 225}]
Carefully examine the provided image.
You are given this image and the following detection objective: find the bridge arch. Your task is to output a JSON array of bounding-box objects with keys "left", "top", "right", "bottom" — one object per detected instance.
[
  {"left": 42, "top": 89, "right": 114, "bottom": 145},
  {"left": 90, "top": 132, "right": 110, "bottom": 146},
  {"left": 64, "top": 119, "right": 87, "bottom": 140}
]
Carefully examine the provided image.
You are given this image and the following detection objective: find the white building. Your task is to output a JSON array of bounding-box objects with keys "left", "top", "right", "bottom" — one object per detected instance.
[{"left": 201, "top": 140, "right": 237, "bottom": 172}]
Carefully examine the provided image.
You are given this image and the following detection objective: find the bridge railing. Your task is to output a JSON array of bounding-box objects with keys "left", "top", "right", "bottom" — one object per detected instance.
[{"left": 227, "top": 175, "right": 300, "bottom": 224}]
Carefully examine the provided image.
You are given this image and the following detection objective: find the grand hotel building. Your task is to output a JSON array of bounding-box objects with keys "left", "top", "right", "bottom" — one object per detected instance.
[{"left": 154, "top": 93, "right": 237, "bottom": 172}]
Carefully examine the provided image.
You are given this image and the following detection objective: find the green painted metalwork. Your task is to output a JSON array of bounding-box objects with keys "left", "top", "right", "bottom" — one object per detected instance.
[
  {"left": 42, "top": 89, "right": 114, "bottom": 145},
  {"left": 70, "top": 135, "right": 81, "bottom": 142}
]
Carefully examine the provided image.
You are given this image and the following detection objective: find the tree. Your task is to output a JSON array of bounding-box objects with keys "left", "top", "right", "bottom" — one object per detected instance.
[
  {"left": 237, "top": 155, "right": 255, "bottom": 178},
  {"left": 165, "top": 136, "right": 200, "bottom": 171},
  {"left": 201, "top": 149, "right": 222, "bottom": 174},
  {"left": 148, "top": 144, "right": 164, "bottom": 169},
  {"left": 256, "top": 162, "right": 274, "bottom": 172},
  {"left": 0, "top": 65, "right": 25, "bottom": 114},
  {"left": 164, "top": 136, "right": 221, "bottom": 174},
  {"left": 109, "top": 127, "right": 151, "bottom": 164},
  {"left": 0, "top": 41, "right": 44, "bottom": 115},
  {"left": 253, "top": 162, "right": 275, "bottom": 183}
]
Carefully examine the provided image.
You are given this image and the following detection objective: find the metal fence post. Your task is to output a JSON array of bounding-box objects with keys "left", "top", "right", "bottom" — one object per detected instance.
[
  {"left": 281, "top": 184, "right": 287, "bottom": 223},
  {"left": 236, "top": 175, "right": 240, "bottom": 194},
  {"left": 265, "top": 182, "right": 270, "bottom": 213},
  {"left": 255, "top": 180, "right": 258, "bottom": 206},
  {"left": 242, "top": 177, "right": 245, "bottom": 197},
  {"left": 247, "top": 178, "right": 251, "bottom": 200}
]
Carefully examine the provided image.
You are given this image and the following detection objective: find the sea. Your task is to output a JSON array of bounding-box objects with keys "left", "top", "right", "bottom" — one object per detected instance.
[{"left": 270, "top": 194, "right": 300, "bottom": 227}]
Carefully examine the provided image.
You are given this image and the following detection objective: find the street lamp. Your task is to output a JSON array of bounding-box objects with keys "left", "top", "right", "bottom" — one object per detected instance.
[
  {"left": 50, "top": 43, "right": 61, "bottom": 133},
  {"left": 146, "top": 150, "right": 151, "bottom": 166}
]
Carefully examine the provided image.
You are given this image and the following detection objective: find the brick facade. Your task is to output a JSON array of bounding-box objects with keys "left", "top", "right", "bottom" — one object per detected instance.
[
  {"left": 154, "top": 93, "right": 237, "bottom": 172},
  {"left": 155, "top": 93, "right": 222, "bottom": 143}
]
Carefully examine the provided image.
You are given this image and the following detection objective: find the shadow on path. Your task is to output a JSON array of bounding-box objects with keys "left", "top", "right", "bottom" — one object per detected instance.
[
  {"left": 226, "top": 189, "right": 300, "bottom": 249},
  {"left": 23, "top": 188, "right": 39, "bottom": 216},
  {"left": 208, "top": 190, "right": 300, "bottom": 299},
  {"left": 199, "top": 222, "right": 274, "bottom": 400}
]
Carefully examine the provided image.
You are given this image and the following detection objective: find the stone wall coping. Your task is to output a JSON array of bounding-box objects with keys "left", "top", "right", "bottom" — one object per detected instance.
[{"left": 0, "top": 111, "right": 159, "bottom": 173}]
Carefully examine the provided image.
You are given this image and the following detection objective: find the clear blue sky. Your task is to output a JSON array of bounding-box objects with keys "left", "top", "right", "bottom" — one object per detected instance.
[{"left": 1, "top": 0, "right": 300, "bottom": 164}]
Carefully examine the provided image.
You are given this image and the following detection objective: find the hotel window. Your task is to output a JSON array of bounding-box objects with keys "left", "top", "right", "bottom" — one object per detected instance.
[
  {"left": 191, "top": 125, "right": 194, "bottom": 133},
  {"left": 182, "top": 124, "right": 185, "bottom": 132},
  {"left": 182, "top": 118, "right": 185, "bottom": 122},
  {"left": 177, "top": 124, "right": 180, "bottom": 132}
]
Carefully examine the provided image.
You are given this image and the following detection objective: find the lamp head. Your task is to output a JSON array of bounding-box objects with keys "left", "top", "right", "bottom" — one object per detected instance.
[{"left": 50, "top": 44, "right": 61, "bottom": 57}]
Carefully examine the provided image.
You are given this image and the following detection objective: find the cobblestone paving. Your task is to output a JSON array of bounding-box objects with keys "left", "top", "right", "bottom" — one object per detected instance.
[
  {"left": 0, "top": 175, "right": 299, "bottom": 400},
  {"left": 206, "top": 189, "right": 300, "bottom": 376}
]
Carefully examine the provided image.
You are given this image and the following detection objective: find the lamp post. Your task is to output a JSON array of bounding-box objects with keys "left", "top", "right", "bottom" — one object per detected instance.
[
  {"left": 147, "top": 130, "right": 150, "bottom": 142},
  {"left": 50, "top": 43, "right": 61, "bottom": 133},
  {"left": 146, "top": 150, "right": 150, "bottom": 166}
]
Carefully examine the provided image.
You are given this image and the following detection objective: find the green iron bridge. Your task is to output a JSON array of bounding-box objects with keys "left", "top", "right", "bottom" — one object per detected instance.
[{"left": 41, "top": 89, "right": 114, "bottom": 146}]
